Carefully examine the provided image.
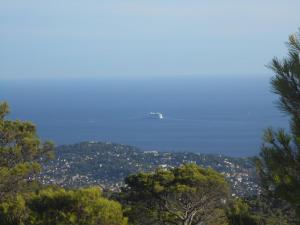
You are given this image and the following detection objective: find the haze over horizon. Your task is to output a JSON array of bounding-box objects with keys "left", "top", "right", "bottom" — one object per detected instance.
[{"left": 1, "top": 0, "right": 300, "bottom": 80}]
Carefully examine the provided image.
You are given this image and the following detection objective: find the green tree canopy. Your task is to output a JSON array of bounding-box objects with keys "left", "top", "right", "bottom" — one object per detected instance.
[
  {"left": 27, "top": 187, "right": 128, "bottom": 225},
  {"left": 0, "top": 102, "right": 54, "bottom": 201},
  {"left": 226, "top": 199, "right": 258, "bottom": 225},
  {"left": 121, "top": 164, "right": 230, "bottom": 225},
  {"left": 226, "top": 197, "right": 293, "bottom": 225},
  {"left": 255, "top": 29, "right": 300, "bottom": 221},
  {"left": 0, "top": 187, "right": 128, "bottom": 225}
]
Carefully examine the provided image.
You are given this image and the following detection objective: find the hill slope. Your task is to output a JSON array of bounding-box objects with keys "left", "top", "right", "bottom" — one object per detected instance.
[{"left": 39, "top": 141, "right": 260, "bottom": 196}]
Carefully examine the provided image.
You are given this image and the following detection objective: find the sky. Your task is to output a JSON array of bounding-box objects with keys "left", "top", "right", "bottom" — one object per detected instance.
[{"left": 1, "top": 0, "right": 300, "bottom": 79}]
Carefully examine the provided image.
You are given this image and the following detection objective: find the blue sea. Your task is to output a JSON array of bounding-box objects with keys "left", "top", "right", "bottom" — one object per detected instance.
[{"left": 0, "top": 76, "right": 288, "bottom": 156}]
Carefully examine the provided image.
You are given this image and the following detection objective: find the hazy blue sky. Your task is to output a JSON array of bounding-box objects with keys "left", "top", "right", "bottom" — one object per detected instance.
[{"left": 1, "top": 0, "right": 300, "bottom": 79}]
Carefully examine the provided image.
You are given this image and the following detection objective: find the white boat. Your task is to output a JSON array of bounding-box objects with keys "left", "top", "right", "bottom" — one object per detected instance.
[{"left": 149, "top": 112, "right": 164, "bottom": 120}]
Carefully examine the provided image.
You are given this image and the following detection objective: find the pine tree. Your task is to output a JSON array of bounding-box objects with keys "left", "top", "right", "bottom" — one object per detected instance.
[
  {"left": 255, "top": 29, "right": 300, "bottom": 221},
  {"left": 0, "top": 102, "right": 54, "bottom": 200}
]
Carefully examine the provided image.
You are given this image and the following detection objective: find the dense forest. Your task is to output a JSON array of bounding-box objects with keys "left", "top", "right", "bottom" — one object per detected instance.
[{"left": 0, "top": 30, "right": 300, "bottom": 225}]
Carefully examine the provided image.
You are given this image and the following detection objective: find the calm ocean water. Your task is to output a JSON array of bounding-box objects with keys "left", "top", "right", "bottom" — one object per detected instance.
[{"left": 1, "top": 76, "right": 288, "bottom": 156}]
